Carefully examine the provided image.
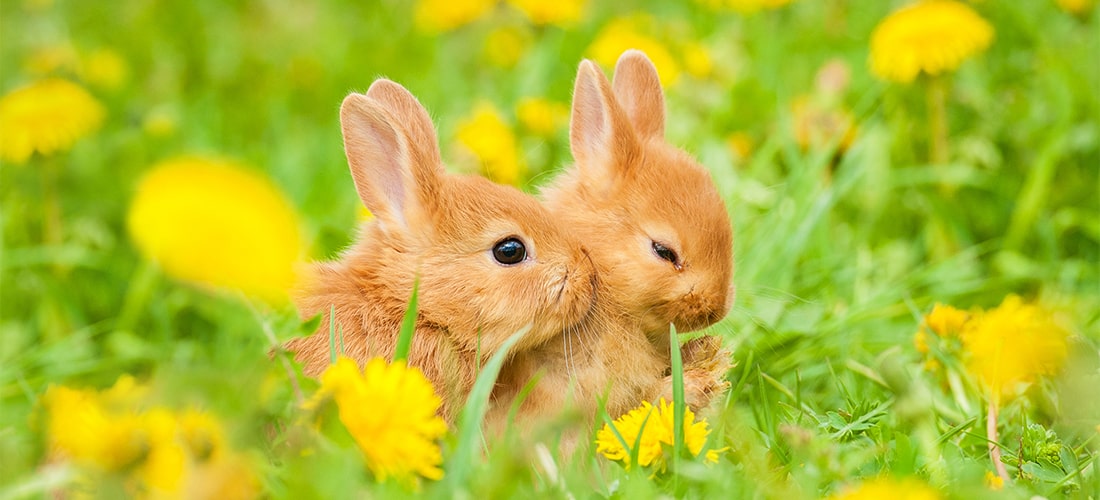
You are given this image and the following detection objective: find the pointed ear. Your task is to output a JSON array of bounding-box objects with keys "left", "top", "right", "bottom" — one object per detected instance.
[
  {"left": 612, "top": 49, "right": 665, "bottom": 140},
  {"left": 570, "top": 59, "right": 640, "bottom": 176},
  {"left": 339, "top": 93, "right": 437, "bottom": 232},
  {"left": 365, "top": 79, "right": 444, "bottom": 169}
]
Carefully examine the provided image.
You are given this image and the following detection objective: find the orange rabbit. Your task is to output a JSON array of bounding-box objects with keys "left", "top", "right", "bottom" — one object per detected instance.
[
  {"left": 284, "top": 80, "right": 598, "bottom": 422},
  {"left": 492, "top": 50, "right": 735, "bottom": 431}
]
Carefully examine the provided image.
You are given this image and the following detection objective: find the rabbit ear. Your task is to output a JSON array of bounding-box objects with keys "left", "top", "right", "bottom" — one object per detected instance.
[
  {"left": 570, "top": 59, "right": 640, "bottom": 178},
  {"left": 612, "top": 49, "right": 665, "bottom": 140},
  {"left": 339, "top": 92, "right": 439, "bottom": 232},
  {"left": 365, "top": 79, "right": 444, "bottom": 169}
]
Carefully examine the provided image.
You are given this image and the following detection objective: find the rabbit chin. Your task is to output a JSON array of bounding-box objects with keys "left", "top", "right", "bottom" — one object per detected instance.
[{"left": 638, "top": 288, "right": 733, "bottom": 336}]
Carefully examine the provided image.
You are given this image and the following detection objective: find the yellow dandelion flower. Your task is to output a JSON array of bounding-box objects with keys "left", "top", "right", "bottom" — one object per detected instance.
[
  {"left": 79, "top": 48, "right": 129, "bottom": 91},
  {"left": 414, "top": 0, "right": 496, "bottom": 33},
  {"left": 682, "top": 43, "right": 714, "bottom": 79},
  {"left": 960, "top": 295, "right": 1068, "bottom": 402},
  {"left": 313, "top": 357, "right": 448, "bottom": 487},
  {"left": 587, "top": 17, "right": 681, "bottom": 86},
  {"left": 870, "top": 0, "right": 994, "bottom": 83},
  {"left": 829, "top": 477, "right": 942, "bottom": 500},
  {"left": 726, "top": 132, "right": 754, "bottom": 162},
  {"left": 516, "top": 97, "right": 568, "bottom": 137},
  {"left": 924, "top": 303, "right": 969, "bottom": 336},
  {"left": 177, "top": 410, "right": 227, "bottom": 462},
  {"left": 984, "top": 470, "right": 1004, "bottom": 490},
  {"left": 697, "top": 0, "right": 792, "bottom": 13},
  {"left": 595, "top": 398, "right": 719, "bottom": 473},
  {"left": 1056, "top": 0, "right": 1096, "bottom": 14},
  {"left": 42, "top": 385, "right": 148, "bottom": 471},
  {"left": 507, "top": 0, "right": 586, "bottom": 26},
  {"left": 135, "top": 408, "right": 187, "bottom": 493},
  {"left": 483, "top": 26, "right": 532, "bottom": 69},
  {"left": 0, "top": 78, "right": 105, "bottom": 164},
  {"left": 126, "top": 157, "right": 304, "bottom": 304},
  {"left": 455, "top": 102, "right": 525, "bottom": 186}
]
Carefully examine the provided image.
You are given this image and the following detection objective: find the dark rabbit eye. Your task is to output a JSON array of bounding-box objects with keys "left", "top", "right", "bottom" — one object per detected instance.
[
  {"left": 652, "top": 241, "right": 680, "bottom": 268},
  {"left": 492, "top": 237, "right": 527, "bottom": 265}
]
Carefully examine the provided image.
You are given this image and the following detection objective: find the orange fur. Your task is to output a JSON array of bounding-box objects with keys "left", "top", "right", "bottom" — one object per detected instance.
[
  {"left": 284, "top": 81, "right": 598, "bottom": 422},
  {"left": 496, "top": 50, "right": 735, "bottom": 432}
]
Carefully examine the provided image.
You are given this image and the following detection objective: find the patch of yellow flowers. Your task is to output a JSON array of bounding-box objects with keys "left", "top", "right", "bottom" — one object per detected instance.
[
  {"left": 39, "top": 376, "right": 258, "bottom": 499},
  {"left": 595, "top": 398, "right": 724, "bottom": 474},
  {"left": 915, "top": 295, "right": 1069, "bottom": 404}
]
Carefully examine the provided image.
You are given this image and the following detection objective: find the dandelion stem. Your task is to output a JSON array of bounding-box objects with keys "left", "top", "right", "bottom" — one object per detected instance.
[
  {"left": 986, "top": 399, "right": 1010, "bottom": 483},
  {"left": 926, "top": 74, "right": 949, "bottom": 168}
]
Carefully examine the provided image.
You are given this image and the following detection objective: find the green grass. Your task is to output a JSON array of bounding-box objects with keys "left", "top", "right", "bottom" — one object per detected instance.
[{"left": 2, "top": 0, "right": 1099, "bottom": 498}]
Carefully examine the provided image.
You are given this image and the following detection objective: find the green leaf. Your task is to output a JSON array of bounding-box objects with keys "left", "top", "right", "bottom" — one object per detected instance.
[
  {"left": 670, "top": 324, "right": 685, "bottom": 469},
  {"left": 393, "top": 277, "right": 419, "bottom": 362},
  {"left": 447, "top": 326, "right": 528, "bottom": 488}
]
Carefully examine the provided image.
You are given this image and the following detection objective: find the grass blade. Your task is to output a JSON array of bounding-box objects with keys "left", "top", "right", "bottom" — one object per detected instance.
[
  {"left": 447, "top": 326, "right": 528, "bottom": 487},
  {"left": 670, "top": 324, "right": 685, "bottom": 471},
  {"left": 393, "top": 277, "right": 419, "bottom": 362}
]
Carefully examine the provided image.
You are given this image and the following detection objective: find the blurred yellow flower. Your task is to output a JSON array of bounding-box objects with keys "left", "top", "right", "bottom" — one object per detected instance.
[
  {"left": 682, "top": 43, "right": 714, "bottom": 79},
  {"left": 0, "top": 78, "right": 105, "bottom": 164},
  {"left": 127, "top": 157, "right": 303, "bottom": 304},
  {"left": 311, "top": 357, "right": 447, "bottom": 487},
  {"left": 455, "top": 102, "right": 525, "bottom": 186},
  {"left": 726, "top": 132, "right": 754, "bottom": 162},
  {"left": 829, "top": 477, "right": 942, "bottom": 500},
  {"left": 40, "top": 376, "right": 256, "bottom": 498},
  {"left": 697, "top": 0, "right": 792, "bottom": 12},
  {"left": 42, "top": 384, "right": 149, "bottom": 471},
  {"left": 507, "top": 0, "right": 586, "bottom": 26},
  {"left": 1056, "top": 0, "right": 1096, "bottom": 14},
  {"left": 960, "top": 295, "right": 1068, "bottom": 403},
  {"left": 870, "top": 0, "right": 994, "bottom": 83},
  {"left": 984, "top": 470, "right": 1004, "bottom": 490},
  {"left": 595, "top": 398, "right": 721, "bottom": 473},
  {"left": 587, "top": 17, "right": 680, "bottom": 86},
  {"left": 79, "top": 48, "right": 129, "bottom": 90},
  {"left": 414, "top": 0, "right": 495, "bottom": 33},
  {"left": 516, "top": 97, "right": 568, "bottom": 137},
  {"left": 484, "top": 26, "right": 531, "bottom": 69}
]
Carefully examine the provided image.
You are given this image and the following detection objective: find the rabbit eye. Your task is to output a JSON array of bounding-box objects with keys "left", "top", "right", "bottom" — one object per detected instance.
[
  {"left": 492, "top": 237, "right": 527, "bottom": 265},
  {"left": 652, "top": 241, "right": 681, "bottom": 269}
]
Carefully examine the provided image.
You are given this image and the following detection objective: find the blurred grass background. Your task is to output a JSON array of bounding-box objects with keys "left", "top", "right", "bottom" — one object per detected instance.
[{"left": 1, "top": 0, "right": 1098, "bottom": 497}]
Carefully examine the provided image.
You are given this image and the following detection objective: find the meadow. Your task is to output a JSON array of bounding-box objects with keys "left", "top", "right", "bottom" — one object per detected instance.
[{"left": 1, "top": 0, "right": 1098, "bottom": 498}]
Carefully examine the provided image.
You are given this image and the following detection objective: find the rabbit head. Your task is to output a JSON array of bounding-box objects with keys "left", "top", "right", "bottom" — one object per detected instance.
[
  {"left": 542, "top": 50, "right": 734, "bottom": 337},
  {"left": 305, "top": 80, "right": 597, "bottom": 360}
]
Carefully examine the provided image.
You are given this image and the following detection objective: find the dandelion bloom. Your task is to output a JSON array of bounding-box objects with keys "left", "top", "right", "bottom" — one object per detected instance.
[
  {"left": 40, "top": 377, "right": 255, "bottom": 498},
  {"left": 79, "top": 48, "right": 130, "bottom": 90},
  {"left": 414, "top": 0, "right": 495, "bottom": 33},
  {"left": 1056, "top": 0, "right": 1096, "bottom": 14},
  {"left": 697, "top": 0, "right": 793, "bottom": 13},
  {"left": 587, "top": 17, "right": 680, "bottom": 86},
  {"left": 127, "top": 157, "right": 303, "bottom": 304},
  {"left": 595, "top": 398, "right": 721, "bottom": 473},
  {"left": 311, "top": 357, "right": 448, "bottom": 486},
  {"left": 483, "top": 26, "right": 531, "bottom": 69},
  {"left": 455, "top": 102, "right": 525, "bottom": 186},
  {"left": 507, "top": 0, "right": 586, "bottom": 26},
  {"left": 0, "top": 78, "right": 105, "bottom": 164},
  {"left": 869, "top": 0, "right": 994, "bottom": 83},
  {"left": 960, "top": 295, "right": 1068, "bottom": 402},
  {"left": 829, "top": 477, "right": 942, "bottom": 500},
  {"left": 516, "top": 97, "right": 568, "bottom": 137}
]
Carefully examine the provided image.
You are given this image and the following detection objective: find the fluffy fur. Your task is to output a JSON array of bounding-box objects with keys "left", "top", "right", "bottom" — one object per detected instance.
[{"left": 285, "top": 80, "right": 598, "bottom": 422}]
